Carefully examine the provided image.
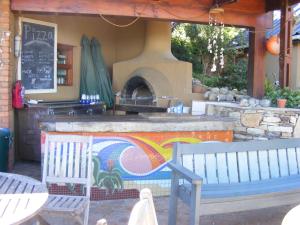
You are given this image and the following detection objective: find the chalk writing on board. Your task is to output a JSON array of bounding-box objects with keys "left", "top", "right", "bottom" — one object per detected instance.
[{"left": 20, "top": 19, "right": 57, "bottom": 93}]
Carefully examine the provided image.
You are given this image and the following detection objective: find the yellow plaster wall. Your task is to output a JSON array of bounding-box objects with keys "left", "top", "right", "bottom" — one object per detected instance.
[
  {"left": 14, "top": 14, "right": 146, "bottom": 101},
  {"left": 115, "top": 19, "right": 146, "bottom": 63}
]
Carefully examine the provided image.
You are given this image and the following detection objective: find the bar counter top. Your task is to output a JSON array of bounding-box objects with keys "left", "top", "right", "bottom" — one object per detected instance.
[{"left": 40, "top": 113, "right": 235, "bottom": 132}]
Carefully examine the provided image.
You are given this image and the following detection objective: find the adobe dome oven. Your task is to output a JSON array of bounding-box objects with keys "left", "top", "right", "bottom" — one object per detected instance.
[{"left": 113, "top": 20, "right": 193, "bottom": 107}]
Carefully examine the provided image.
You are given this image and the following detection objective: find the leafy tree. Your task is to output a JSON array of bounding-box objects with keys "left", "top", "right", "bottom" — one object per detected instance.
[
  {"left": 171, "top": 23, "right": 248, "bottom": 90},
  {"left": 172, "top": 23, "right": 240, "bottom": 75}
]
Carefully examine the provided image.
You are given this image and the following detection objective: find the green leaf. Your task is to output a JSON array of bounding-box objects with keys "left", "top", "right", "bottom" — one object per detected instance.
[
  {"left": 92, "top": 156, "right": 101, "bottom": 185},
  {"left": 111, "top": 172, "right": 124, "bottom": 189},
  {"left": 97, "top": 171, "right": 109, "bottom": 186}
]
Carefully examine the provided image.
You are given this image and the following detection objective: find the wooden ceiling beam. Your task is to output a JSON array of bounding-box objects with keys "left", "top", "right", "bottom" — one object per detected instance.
[
  {"left": 11, "top": 0, "right": 267, "bottom": 27},
  {"left": 265, "top": 0, "right": 300, "bottom": 11},
  {"left": 289, "top": 0, "right": 300, "bottom": 6}
]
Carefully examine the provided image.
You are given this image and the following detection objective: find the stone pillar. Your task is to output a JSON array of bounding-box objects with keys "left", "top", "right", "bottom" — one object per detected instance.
[{"left": 0, "top": 0, "right": 14, "bottom": 170}]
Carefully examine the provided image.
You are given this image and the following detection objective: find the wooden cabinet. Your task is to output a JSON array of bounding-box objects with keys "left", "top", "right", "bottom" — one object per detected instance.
[
  {"left": 15, "top": 101, "right": 106, "bottom": 162},
  {"left": 57, "top": 43, "right": 73, "bottom": 86}
]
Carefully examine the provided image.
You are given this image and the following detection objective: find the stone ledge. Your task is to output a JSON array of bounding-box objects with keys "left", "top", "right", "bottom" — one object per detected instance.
[{"left": 205, "top": 102, "right": 300, "bottom": 113}]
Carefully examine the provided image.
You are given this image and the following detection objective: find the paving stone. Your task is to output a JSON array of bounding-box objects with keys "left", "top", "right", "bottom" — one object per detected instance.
[
  {"left": 263, "top": 117, "right": 281, "bottom": 123},
  {"left": 247, "top": 128, "right": 265, "bottom": 136},
  {"left": 290, "top": 117, "right": 297, "bottom": 125},
  {"left": 229, "top": 112, "right": 241, "bottom": 119},
  {"left": 241, "top": 113, "right": 263, "bottom": 128},
  {"left": 261, "top": 122, "right": 280, "bottom": 126},
  {"left": 294, "top": 118, "right": 300, "bottom": 138},
  {"left": 258, "top": 125, "right": 268, "bottom": 130},
  {"left": 234, "top": 134, "right": 253, "bottom": 140},
  {"left": 253, "top": 137, "right": 269, "bottom": 141},
  {"left": 268, "top": 126, "right": 293, "bottom": 133},
  {"left": 282, "top": 132, "right": 293, "bottom": 138},
  {"left": 267, "top": 131, "right": 281, "bottom": 138},
  {"left": 280, "top": 116, "right": 292, "bottom": 123}
]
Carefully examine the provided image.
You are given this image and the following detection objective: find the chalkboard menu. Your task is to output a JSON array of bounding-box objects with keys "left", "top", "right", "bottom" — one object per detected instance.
[{"left": 19, "top": 18, "right": 57, "bottom": 94}]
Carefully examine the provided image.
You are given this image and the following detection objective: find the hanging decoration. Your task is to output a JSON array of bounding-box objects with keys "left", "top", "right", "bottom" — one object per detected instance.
[
  {"left": 0, "top": 30, "right": 10, "bottom": 68},
  {"left": 207, "top": 7, "right": 225, "bottom": 72},
  {"left": 266, "top": 35, "right": 280, "bottom": 56}
]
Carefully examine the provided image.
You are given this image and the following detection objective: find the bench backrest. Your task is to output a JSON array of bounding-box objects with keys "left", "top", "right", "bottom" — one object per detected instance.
[
  {"left": 42, "top": 134, "right": 93, "bottom": 197},
  {"left": 173, "top": 139, "right": 300, "bottom": 185}
]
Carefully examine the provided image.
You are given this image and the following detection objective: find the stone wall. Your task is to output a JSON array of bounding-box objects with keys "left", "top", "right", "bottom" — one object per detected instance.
[{"left": 206, "top": 102, "right": 300, "bottom": 141}]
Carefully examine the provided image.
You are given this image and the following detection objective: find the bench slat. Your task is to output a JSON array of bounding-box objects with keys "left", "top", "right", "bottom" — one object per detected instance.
[
  {"left": 296, "top": 147, "right": 300, "bottom": 173},
  {"left": 61, "top": 142, "right": 68, "bottom": 177},
  {"left": 206, "top": 154, "right": 218, "bottom": 184},
  {"left": 176, "top": 139, "right": 300, "bottom": 155},
  {"left": 287, "top": 148, "right": 298, "bottom": 175},
  {"left": 68, "top": 142, "right": 74, "bottom": 178},
  {"left": 216, "top": 153, "right": 228, "bottom": 184},
  {"left": 55, "top": 142, "right": 62, "bottom": 177},
  {"left": 268, "top": 149, "right": 280, "bottom": 178},
  {"left": 258, "top": 150, "right": 270, "bottom": 180},
  {"left": 202, "top": 175, "right": 300, "bottom": 198},
  {"left": 48, "top": 142, "right": 55, "bottom": 177},
  {"left": 278, "top": 149, "right": 289, "bottom": 177},
  {"left": 194, "top": 155, "right": 206, "bottom": 184},
  {"left": 248, "top": 151, "right": 259, "bottom": 181},
  {"left": 227, "top": 153, "right": 238, "bottom": 183},
  {"left": 237, "top": 152, "right": 250, "bottom": 182}
]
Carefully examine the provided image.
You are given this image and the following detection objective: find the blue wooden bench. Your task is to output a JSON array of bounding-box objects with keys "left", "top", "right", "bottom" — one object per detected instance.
[{"left": 168, "top": 139, "right": 300, "bottom": 225}]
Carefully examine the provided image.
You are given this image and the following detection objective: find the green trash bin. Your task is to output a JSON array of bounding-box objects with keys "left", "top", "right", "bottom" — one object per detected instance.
[{"left": 0, "top": 128, "right": 11, "bottom": 172}]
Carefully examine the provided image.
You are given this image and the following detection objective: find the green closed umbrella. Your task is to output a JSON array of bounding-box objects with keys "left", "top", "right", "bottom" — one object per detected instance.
[
  {"left": 91, "top": 38, "right": 114, "bottom": 107},
  {"left": 79, "top": 35, "right": 98, "bottom": 96}
]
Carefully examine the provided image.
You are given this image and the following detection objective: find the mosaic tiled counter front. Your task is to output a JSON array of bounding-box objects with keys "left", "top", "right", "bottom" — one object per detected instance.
[{"left": 40, "top": 115, "right": 234, "bottom": 199}]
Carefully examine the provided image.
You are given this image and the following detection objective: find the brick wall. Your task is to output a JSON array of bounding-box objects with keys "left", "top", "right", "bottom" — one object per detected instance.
[{"left": 0, "top": 0, "right": 14, "bottom": 170}]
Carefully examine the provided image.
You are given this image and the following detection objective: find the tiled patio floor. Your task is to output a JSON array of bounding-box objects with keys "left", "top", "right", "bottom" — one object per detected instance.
[{"left": 13, "top": 161, "right": 295, "bottom": 225}]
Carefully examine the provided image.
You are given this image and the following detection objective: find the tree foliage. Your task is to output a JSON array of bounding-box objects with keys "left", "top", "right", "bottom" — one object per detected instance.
[{"left": 171, "top": 23, "right": 248, "bottom": 90}]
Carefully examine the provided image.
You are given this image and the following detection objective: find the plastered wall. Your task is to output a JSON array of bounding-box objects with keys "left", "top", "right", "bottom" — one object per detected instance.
[{"left": 13, "top": 14, "right": 146, "bottom": 101}]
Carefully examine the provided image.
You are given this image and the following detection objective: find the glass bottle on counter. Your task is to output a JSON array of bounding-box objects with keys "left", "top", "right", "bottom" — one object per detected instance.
[
  {"left": 86, "top": 95, "right": 90, "bottom": 104},
  {"left": 80, "top": 94, "right": 87, "bottom": 104},
  {"left": 96, "top": 94, "right": 100, "bottom": 104}
]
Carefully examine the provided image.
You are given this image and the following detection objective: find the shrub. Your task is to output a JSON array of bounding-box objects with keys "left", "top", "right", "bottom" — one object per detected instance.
[
  {"left": 194, "top": 59, "right": 248, "bottom": 91},
  {"left": 264, "top": 80, "right": 300, "bottom": 108}
]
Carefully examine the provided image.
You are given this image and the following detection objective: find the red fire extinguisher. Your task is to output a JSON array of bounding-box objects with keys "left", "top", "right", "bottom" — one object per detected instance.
[{"left": 12, "top": 80, "right": 25, "bottom": 109}]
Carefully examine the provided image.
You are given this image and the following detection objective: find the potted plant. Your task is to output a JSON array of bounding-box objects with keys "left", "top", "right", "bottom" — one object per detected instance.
[
  {"left": 277, "top": 98, "right": 287, "bottom": 108},
  {"left": 276, "top": 88, "right": 288, "bottom": 108},
  {"left": 265, "top": 80, "right": 300, "bottom": 109}
]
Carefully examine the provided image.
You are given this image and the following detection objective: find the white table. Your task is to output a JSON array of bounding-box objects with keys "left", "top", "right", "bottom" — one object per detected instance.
[
  {"left": 0, "top": 172, "right": 48, "bottom": 225},
  {"left": 282, "top": 204, "right": 300, "bottom": 225}
]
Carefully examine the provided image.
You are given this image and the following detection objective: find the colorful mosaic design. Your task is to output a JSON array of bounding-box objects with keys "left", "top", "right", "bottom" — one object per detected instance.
[{"left": 42, "top": 131, "right": 232, "bottom": 198}]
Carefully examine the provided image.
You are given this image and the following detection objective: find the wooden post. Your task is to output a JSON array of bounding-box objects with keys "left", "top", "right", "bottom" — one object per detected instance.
[
  {"left": 279, "top": 0, "right": 293, "bottom": 88},
  {"left": 247, "top": 26, "right": 265, "bottom": 98}
]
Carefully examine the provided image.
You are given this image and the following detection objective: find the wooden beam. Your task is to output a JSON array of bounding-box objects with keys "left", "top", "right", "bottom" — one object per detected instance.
[
  {"left": 279, "top": 0, "right": 293, "bottom": 88},
  {"left": 289, "top": 0, "right": 300, "bottom": 6},
  {"left": 247, "top": 13, "right": 271, "bottom": 98},
  {"left": 265, "top": 0, "right": 281, "bottom": 12},
  {"left": 265, "top": 0, "right": 300, "bottom": 11},
  {"left": 11, "top": 0, "right": 267, "bottom": 27}
]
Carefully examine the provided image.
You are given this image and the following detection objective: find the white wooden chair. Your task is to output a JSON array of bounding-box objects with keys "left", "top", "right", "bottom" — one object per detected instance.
[
  {"left": 40, "top": 134, "right": 93, "bottom": 225},
  {"left": 96, "top": 188, "right": 159, "bottom": 225}
]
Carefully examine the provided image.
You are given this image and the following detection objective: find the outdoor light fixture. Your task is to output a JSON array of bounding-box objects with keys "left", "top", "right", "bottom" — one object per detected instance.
[{"left": 0, "top": 30, "right": 10, "bottom": 68}]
